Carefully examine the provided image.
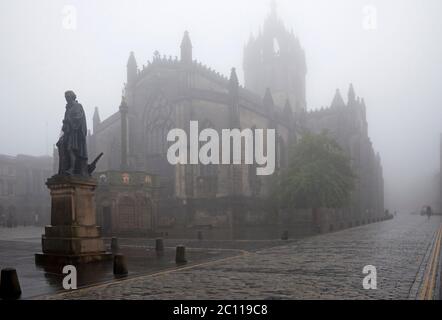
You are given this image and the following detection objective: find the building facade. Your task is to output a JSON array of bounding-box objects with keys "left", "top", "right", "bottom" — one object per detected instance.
[
  {"left": 94, "top": 170, "right": 160, "bottom": 236},
  {"left": 244, "top": 2, "right": 307, "bottom": 112},
  {"left": 0, "top": 154, "right": 53, "bottom": 227},
  {"left": 306, "top": 87, "right": 384, "bottom": 227},
  {"left": 87, "top": 6, "right": 384, "bottom": 238}
]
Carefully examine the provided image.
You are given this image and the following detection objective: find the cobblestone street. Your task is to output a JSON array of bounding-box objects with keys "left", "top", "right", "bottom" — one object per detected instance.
[{"left": 46, "top": 215, "right": 442, "bottom": 300}]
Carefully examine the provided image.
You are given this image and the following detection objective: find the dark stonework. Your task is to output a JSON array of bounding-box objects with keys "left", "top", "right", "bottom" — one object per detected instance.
[
  {"left": 35, "top": 91, "right": 110, "bottom": 267},
  {"left": 35, "top": 175, "right": 111, "bottom": 267},
  {"left": 57, "top": 91, "right": 89, "bottom": 177},
  {"left": 94, "top": 170, "right": 160, "bottom": 237},
  {"left": 86, "top": 4, "right": 385, "bottom": 238}
]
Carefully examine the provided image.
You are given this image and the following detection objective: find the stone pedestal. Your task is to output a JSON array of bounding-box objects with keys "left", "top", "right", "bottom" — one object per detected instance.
[{"left": 35, "top": 175, "right": 112, "bottom": 266}]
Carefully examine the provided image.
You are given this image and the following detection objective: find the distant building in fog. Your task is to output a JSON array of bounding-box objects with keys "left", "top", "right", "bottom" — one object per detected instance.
[
  {"left": 243, "top": 2, "right": 306, "bottom": 112},
  {"left": 0, "top": 154, "right": 53, "bottom": 226},
  {"left": 87, "top": 4, "right": 384, "bottom": 237},
  {"left": 306, "top": 88, "right": 384, "bottom": 222}
]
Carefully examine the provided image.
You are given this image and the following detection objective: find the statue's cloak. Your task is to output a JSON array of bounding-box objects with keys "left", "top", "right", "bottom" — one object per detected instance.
[{"left": 63, "top": 101, "right": 88, "bottom": 160}]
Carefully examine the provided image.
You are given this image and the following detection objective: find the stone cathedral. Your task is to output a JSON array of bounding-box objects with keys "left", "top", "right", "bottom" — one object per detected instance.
[{"left": 88, "top": 6, "right": 384, "bottom": 238}]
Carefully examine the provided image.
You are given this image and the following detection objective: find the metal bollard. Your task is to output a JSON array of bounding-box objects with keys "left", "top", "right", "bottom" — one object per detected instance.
[
  {"left": 111, "top": 237, "right": 119, "bottom": 253},
  {"left": 175, "top": 245, "right": 187, "bottom": 264},
  {"left": 0, "top": 268, "right": 22, "bottom": 300},
  {"left": 113, "top": 254, "right": 128, "bottom": 275},
  {"left": 155, "top": 238, "right": 164, "bottom": 252}
]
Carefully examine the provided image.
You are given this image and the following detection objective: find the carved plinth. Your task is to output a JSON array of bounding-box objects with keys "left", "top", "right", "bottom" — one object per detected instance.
[{"left": 35, "top": 175, "right": 112, "bottom": 266}]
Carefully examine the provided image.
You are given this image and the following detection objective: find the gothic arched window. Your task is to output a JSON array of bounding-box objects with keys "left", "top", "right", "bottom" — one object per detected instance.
[
  {"left": 145, "top": 94, "right": 174, "bottom": 157},
  {"left": 144, "top": 94, "right": 176, "bottom": 180}
]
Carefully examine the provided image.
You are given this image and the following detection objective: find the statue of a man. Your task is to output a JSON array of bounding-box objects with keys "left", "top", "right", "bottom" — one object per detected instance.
[{"left": 57, "top": 90, "right": 88, "bottom": 176}]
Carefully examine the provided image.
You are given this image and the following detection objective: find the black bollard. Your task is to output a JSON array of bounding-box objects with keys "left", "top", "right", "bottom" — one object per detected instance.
[
  {"left": 155, "top": 238, "right": 164, "bottom": 252},
  {"left": 113, "top": 254, "right": 128, "bottom": 275},
  {"left": 281, "top": 230, "right": 289, "bottom": 241},
  {"left": 176, "top": 245, "right": 187, "bottom": 264},
  {"left": 197, "top": 231, "right": 203, "bottom": 240},
  {"left": 111, "top": 237, "right": 119, "bottom": 253},
  {"left": 0, "top": 268, "right": 22, "bottom": 300}
]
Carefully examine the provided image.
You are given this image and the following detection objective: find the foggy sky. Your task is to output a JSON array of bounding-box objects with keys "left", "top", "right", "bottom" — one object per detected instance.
[{"left": 1, "top": 0, "right": 441, "bottom": 213}]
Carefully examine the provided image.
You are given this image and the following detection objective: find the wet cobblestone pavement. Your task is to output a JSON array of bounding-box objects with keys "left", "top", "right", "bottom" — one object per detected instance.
[
  {"left": 44, "top": 215, "right": 442, "bottom": 300},
  {"left": 0, "top": 227, "right": 240, "bottom": 298}
]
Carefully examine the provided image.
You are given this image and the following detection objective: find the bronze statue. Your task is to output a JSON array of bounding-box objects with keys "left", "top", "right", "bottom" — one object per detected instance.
[{"left": 57, "top": 90, "right": 102, "bottom": 176}]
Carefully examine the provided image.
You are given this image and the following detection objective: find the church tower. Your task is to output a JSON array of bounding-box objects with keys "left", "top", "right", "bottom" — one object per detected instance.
[{"left": 243, "top": 1, "right": 307, "bottom": 112}]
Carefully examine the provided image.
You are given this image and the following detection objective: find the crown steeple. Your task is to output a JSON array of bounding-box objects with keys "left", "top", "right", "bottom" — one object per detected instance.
[
  {"left": 270, "top": 0, "right": 277, "bottom": 18},
  {"left": 243, "top": 0, "right": 306, "bottom": 112}
]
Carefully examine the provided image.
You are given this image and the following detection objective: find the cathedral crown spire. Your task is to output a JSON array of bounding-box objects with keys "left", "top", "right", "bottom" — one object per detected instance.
[
  {"left": 180, "top": 31, "right": 193, "bottom": 63},
  {"left": 270, "top": 0, "right": 277, "bottom": 18},
  {"left": 243, "top": 0, "right": 306, "bottom": 112}
]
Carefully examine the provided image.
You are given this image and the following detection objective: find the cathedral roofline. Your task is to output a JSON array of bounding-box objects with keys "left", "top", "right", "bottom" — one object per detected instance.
[
  {"left": 133, "top": 54, "right": 279, "bottom": 109},
  {"left": 93, "top": 111, "right": 121, "bottom": 134},
  {"left": 331, "top": 89, "right": 346, "bottom": 108},
  {"left": 135, "top": 56, "right": 231, "bottom": 86}
]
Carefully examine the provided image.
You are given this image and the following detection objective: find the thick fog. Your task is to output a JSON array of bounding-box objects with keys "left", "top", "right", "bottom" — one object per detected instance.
[{"left": 1, "top": 0, "right": 441, "bottom": 213}]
